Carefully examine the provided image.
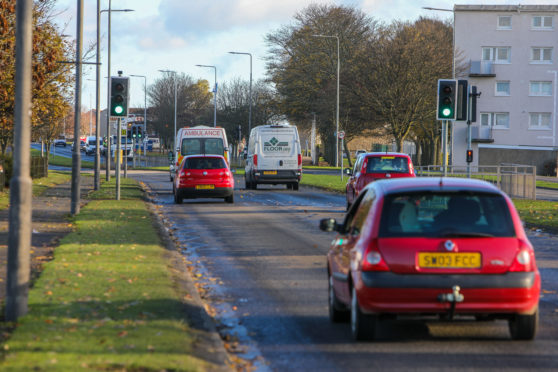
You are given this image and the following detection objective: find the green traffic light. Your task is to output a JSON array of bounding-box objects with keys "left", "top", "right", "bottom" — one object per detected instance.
[
  {"left": 442, "top": 108, "right": 452, "bottom": 117},
  {"left": 114, "top": 106, "right": 123, "bottom": 114}
]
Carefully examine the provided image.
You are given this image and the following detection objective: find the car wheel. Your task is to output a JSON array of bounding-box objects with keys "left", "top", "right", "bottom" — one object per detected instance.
[
  {"left": 329, "top": 275, "right": 349, "bottom": 323},
  {"left": 346, "top": 201, "right": 351, "bottom": 211},
  {"left": 350, "top": 287, "right": 377, "bottom": 341},
  {"left": 244, "top": 177, "right": 250, "bottom": 190},
  {"left": 286, "top": 183, "right": 293, "bottom": 190},
  {"left": 252, "top": 182, "right": 257, "bottom": 190},
  {"left": 509, "top": 309, "right": 538, "bottom": 340},
  {"left": 292, "top": 182, "right": 299, "bottom": 191},
  {"left": 225, "top": 194, "right": 234, "bottom": 204}
]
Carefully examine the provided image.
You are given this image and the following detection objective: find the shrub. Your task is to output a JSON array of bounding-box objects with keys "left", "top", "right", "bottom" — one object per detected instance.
[{"left": 0, "top": 154, "right": 13, "bottom": 187}]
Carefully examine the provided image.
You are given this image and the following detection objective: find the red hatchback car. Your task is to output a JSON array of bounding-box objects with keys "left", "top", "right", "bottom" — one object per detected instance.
[
  {"left": 321, "top": 177, "right": 540, "bottom": 341},
  {"left": 345, "top": 152, "right": 415, "bottom": 209},
  {"left": 173, "top": 155, "right": 234, "bottom": 204}
]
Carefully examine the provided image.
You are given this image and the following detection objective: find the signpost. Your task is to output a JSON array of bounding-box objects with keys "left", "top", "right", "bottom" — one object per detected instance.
[{"left": 338, "top": 131, "right": 345, "bottom": 180}]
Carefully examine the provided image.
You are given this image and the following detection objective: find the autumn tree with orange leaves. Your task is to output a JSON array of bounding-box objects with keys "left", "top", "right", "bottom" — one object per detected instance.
[{"left": 0, "top": 0, "right": 73, "bottom": 156}]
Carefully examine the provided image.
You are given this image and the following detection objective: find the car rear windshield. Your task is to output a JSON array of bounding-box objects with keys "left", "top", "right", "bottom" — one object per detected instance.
[
  {"left": 366, "top": 156, "right": 409, "bottom": 173},
  {"left": 184, "top": 157, "right": 226, "bottom": 170},
  {"left": 379, "top": 191, "right": 515, "bottom": 238}
]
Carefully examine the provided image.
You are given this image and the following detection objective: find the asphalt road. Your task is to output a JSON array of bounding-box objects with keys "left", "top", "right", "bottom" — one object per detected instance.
[{"left": 134, "top": 171, "right": 558, "bottom": 371}]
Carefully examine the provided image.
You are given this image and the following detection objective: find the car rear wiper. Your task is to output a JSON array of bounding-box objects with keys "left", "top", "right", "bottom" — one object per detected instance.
[{"left": 437, "top": 230, "right": 494, "bottom": 238}]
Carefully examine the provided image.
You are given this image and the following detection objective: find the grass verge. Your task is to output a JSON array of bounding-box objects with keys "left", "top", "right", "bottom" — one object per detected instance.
[
  {"left": 0, "top": 171, "right": 72, "bottom": 210},
  {"left": 0, "top": 178, "right": 208, "bottom": 371},
  {"left": 31, "top": 149, "right": 95, "bottom": 169},
  {"left": 300, "top": 173, "right": 346, "bottom": 192}
]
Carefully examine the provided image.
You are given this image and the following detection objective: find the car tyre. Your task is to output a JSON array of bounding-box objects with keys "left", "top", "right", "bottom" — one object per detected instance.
[
  {"left": 346, "top": 201, "right": 351, "bottom": 211},
  {"left": 509, "top": 309, "right": 538, "bottom": 340},
  {"left": 286, "top": 183, "right": 293, "bottom": 190},
  {"left": 225, "top": 194, "right": 234, "bottom": 204},
  {"left": 245, "top": 177, "right": 251, "bottom": 190},
  {"left": 350, "top": 287, "right": 377, "bottom": 341},
  {"left": 328, "top": 275, "right": 349, "bottom": 323},
  {"left": 292, "top": 182, "right": 299, "bottom": 191}
]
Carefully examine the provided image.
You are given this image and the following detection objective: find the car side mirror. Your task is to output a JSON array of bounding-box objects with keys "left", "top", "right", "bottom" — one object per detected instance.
[
  {"left": 319, "top": 218, "right": 339, "bottom": 232},
  {"left": 344, "top": 168, "right": 353, "bottom": 176},
  {"left": 168, "top": 151, "right": 174, "bottom": 162},
  {"left": 230, "top": 168, "right": 236, "bottom": 173}
]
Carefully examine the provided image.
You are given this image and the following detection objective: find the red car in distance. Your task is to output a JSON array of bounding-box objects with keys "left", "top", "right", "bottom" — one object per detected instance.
[
  {"left": 345, "top": 152, "right": 415, "bottom": 209},
  {"left": 321, "top": 177, "right": 540, "bottom": 341},
  {"left": 173, "top": 155, "right": 234, "bottom": 204}
]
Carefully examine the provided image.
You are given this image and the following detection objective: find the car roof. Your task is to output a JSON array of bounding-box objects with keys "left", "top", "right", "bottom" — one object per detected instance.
[
  {"left": 368, "top": 177, "right": 503, "bottom": 196},
  {"left": 364, "top": 152, "right": 410, "bottom": 158}
]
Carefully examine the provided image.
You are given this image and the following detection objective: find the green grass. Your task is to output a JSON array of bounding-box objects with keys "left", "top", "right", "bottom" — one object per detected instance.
[
  {"left": 300, "top": 173, "right": 347, "bottom": 192},
  {"left": 0, "top": 178, "right": 208, "bottom": 371},
  {"left": 31, "top": 149, "right": 95, "bottom": 169},
  {"left": 0, "top": 171, "right": 72, "bottom": 210},
  {"left": 87, "top": 176, "right": 144, "bottom": 200},
  {"left": 536, "top": 180, "right": 558, "bottom": 189},
  {"left": 512, "top": 199, "right": 558, "bottom": 234}
]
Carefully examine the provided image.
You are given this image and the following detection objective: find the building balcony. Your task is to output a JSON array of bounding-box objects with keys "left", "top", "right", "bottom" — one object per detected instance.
[
  {"left": 471, "top": 126, "right": 494, "bottom": 143},
  {"left": 469, "top": 60, "right": 496, "bottom": 77}
]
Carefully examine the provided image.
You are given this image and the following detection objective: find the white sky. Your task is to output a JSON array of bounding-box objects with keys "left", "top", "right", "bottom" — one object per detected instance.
[{"left": 52, "top": 0, "right": 556, "bottom": 111}]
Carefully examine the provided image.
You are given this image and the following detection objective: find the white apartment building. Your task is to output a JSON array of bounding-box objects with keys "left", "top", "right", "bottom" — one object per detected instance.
[{"left": 453, "top": 4, "right": 558, "bottom": 174}]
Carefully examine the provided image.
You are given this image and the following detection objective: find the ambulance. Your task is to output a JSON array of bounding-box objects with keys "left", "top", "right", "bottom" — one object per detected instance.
[{"left": 170, "top": 126, "right": 230, "bottom": 181}]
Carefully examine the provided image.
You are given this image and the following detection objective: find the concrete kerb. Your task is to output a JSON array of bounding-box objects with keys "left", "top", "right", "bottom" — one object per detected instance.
[{"left": 137, "top": 181, "right": 233, "bottom": 371}]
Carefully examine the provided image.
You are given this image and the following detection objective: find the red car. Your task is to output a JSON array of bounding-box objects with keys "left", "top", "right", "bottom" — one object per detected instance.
[
  {"left": 173, "top": 155, "right": 234, "bottom": 204},
  {"left": 345, "top": 152, "right": 415, "bottom": 209},
  {"left": 321, "top": 177, "right": 540, "bottom": 341}
]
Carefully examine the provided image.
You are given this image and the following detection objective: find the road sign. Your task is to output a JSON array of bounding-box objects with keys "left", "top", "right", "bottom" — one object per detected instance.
[
  {"left": 121, "top": 129, "right": 127, "bottom": 136},
  {"left": 338, "top": 131, "right": 345, "bottom": 139}
]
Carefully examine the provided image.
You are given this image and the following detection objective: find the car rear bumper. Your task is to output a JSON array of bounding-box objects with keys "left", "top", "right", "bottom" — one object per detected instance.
[
  {"left": 251, "top": 169, "right": 301, "bottom": 184},
  {"left": 356, "top": 271, "right": 540, "bottom": 315},
  {"left": 177, "top": 187, "right": 233, "bottom": 199}
]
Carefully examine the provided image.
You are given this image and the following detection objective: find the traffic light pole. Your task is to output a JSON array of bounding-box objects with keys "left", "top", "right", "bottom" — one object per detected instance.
[
  {"left": 466, "top": 87, "right": 473, "bottom": 178},
  {"left": 442, "top": 120, "right": 448, "bottom": 177},
  {"left": 116, "top": 117, "right": 121, "bottom": 200}
]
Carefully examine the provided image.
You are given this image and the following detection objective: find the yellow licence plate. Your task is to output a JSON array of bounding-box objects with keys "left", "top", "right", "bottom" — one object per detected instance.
[
  {"left": 418, "top": 253, "right": 481, "bottom": 269},
  {"left": 263, "top": 170, "right": 277, "bottom": 175},
  {"left": 195, "top": 184, "right": 214, "bottom": 190}
]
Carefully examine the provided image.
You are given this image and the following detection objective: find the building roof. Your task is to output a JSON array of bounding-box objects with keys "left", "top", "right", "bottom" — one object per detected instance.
[{"left": 454, "top": 5, "right": 558, "bottom": 13}]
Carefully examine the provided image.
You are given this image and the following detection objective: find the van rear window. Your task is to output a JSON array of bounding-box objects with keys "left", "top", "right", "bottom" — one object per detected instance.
[{"left": 181, "top": 138, "right": 224, "bottom": 156}]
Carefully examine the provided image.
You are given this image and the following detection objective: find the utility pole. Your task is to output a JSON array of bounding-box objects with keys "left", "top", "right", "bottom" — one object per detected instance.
[
  {"left": 94, "top": 0, "right": 101, "bottom": 190},
  {"left": 6, "top": 0, "right": 33, "bottom": 322},
  {"left": 71, "top": 0, "right": 84, "bottom": 215}
]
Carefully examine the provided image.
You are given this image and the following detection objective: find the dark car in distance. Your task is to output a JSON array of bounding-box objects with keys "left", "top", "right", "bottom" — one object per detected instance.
[{"left": 321, "top": 177, "right": 540, "bottom": 341}]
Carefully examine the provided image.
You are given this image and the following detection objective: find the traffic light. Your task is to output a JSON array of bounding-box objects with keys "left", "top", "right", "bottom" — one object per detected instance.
[
  {"left": 127, "top": 128, "right": 132, "bottom": 139},
  {"left": 456, "top": 80, "right": 468, "bottom": 121},
  {"left": 110, "top": 76, "right": 129, "bottom": 117},
  {"left": 437, "top": 79, "right": 457, "bottom": 120},
  {"left": 466, "top": 149, "right": 473, "bottom": 163},
  {"left": 137, "top": 127, "right": 142, "bottom": 139}
]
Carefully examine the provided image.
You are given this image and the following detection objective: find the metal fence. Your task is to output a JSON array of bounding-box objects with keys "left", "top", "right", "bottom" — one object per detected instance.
[
  {"left": 414, "top": 164, "right": 537, "bottom": 200},
  {"left": 30, "top": 156, "right": 47, "bottom": 179}
]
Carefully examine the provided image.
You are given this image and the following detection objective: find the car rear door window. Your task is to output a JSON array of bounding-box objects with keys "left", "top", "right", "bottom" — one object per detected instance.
[
  {"left": 184, "top": 157, "right": 226, "bottom": 170},
  {"left": 379, "top": 192, "right": 515, "bottom": 238},
  {"left": 366, "top": 156, "right": 409, "bottom": 173}
]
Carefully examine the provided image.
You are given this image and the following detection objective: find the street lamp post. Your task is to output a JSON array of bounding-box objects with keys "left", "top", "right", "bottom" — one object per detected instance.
[
  {"left": 100, "top": 4, "right": 134, "bottom": 182},
  {"left": 228, "top": 52, "right": 252, "bottom": 135},
  {"left": 312, "top": 34, "right": 340, "bottom": 168},
  {"left": 159, "top": 70, "right": 177, "bottom": 154},
  {"left": 131, "top": 74, "right": 147, "bottom": 159},
  {"left": 196, "top": 64, "right": 217, "bottom": 127}
]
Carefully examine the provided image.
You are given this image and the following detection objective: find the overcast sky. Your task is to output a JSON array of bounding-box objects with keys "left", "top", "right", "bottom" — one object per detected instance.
[{"left": 53, "top": 0, "right": 555, "bottom": 111}]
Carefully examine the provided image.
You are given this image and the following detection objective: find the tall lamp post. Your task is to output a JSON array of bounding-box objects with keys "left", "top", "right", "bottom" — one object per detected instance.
[
  {"left": 228, "top": 52, "right": 252, "bottom": 135},
  {"left": 100, "top": 4, "right": 134, "bottom": 182},
  {"left": 159, "top": 70, "right": 177, "bottom": 153},
  {"left": 312, "top": 34, "right": 340, "bottom": 168},
  {"left": 196, "top": 64, "right": 217, "bottom": 127},
  {"left": 131, "top": 74, "right": 147, "bottom": 158}
]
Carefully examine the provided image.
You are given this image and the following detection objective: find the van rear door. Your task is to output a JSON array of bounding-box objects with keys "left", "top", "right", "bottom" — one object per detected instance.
[{"left": 258, "top": 128, "right": 298, "bottom": 170}]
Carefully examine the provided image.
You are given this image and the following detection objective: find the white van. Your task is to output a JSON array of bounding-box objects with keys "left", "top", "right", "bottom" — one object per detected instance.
[
  {"left": 84, "top": 136, "right": 97, "bottom": 155},
  {"left": 244, "top": 124, "right": 302, "bottom": 190}
]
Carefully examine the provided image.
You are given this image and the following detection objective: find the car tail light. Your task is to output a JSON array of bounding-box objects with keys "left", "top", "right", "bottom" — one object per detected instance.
[
  {"left": 509, "top": 240, "right": 536, "bottom": 272},
  {"left": 360, "top": 239, "right": 389, "bottom": 272},
  {"left": 297, "top": 154, "right": 302, "bottom": 166},
  {"left": 253, "top": 154, "right": 258, "bottom": 166}
]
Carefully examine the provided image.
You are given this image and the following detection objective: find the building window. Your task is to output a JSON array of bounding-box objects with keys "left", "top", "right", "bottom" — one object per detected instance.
[
  {"left": 495, "top": 81, "right": 510, "bottom": 96},
  {"left": 532, "top": 15, "right": 553, "bottom": 30},
  {"left": 480, "top": 112, "right": 510, "bottom": 128},
  {"left": 531, "top": 47, "right": 553, "bottom": 63},
  {"left": 529, "top": 113, "right": 552, "bottom": 129},
  {"left": 497, "top": 16, "right": 512, "bottom": 29},
  {"left": 482, "top": 47, "right": 511, "bottom": 64},
  {"left": 529, "top": 81, "right": 553, "bottom": 96}
]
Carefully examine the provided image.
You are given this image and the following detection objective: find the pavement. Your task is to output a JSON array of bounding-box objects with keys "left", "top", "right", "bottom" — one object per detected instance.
[{"left": 0, "top": 175, "right": 231, "bottom": 370}]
